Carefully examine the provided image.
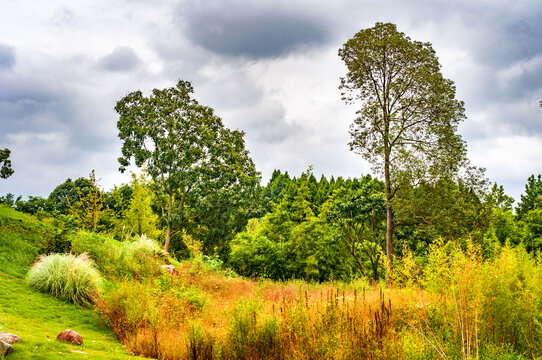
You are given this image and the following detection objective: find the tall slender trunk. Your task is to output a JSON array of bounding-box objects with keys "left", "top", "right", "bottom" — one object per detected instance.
[
  {"left": 384, "top": 154, "right": 393, "bottom": 287},
  {"left": 164, "top": 192, "right": 173, "bottom": 252}
]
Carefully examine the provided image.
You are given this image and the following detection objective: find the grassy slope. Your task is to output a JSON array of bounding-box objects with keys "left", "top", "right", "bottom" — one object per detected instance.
[{"left": 0, "top": 205, "right": 133, "bottom": 359}]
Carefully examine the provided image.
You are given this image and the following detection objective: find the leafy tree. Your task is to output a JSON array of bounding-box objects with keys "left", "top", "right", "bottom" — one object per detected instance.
[
  {"left": 264, "top": 170, "right": 292, "bottom": 204},
  {"left": 486, "top": 208, "right": 523, "bottom": 246},
  {"left": 393, "top": 179, "right": 488, "bottom": 251},
  {"left": 258, "top": 202, "right": 293, "bottom": 244},
  {"left": 123, "top": 173, "right": 159, "bottom": 238},
  {"left": 67, "top": 170, "right": 105, "bottom": 231},
  {"left": 0, "top": 148, "right": 14, "bottom": 179},
  {"left": 290, "top": 174, "right": 315, "bottom": 223},
  {"left": 104, "top": 183, "right": 133, "bottom": 217},
  {"left": 516, "top": 174, "right": 542, "bottom": 220},
  {"left": 485, "top": 182, "right": 514, "bottom": 211},
  {"left": 229, "top": 232, "right": 288, "bottom": 280},
  {"left": 522, "top": 209, "right": 542, "bottom": 252},
  {"left": 14, "top": 196, "right": 51, "bottom": 215},
  {"left": 339, "top": 22, "right": 467, "bottom": 283},
  {"left": 48, "top": 176, "right": 94, "bottom": 214},
  {"left": 0, "top": 193, "right": 15, "bottom": 206},
  {"left": 116, "top": 80, "right": 260, "bottom": 252},
  {"left": 325, "top": 183, "right": 386, "bottom": 281}
]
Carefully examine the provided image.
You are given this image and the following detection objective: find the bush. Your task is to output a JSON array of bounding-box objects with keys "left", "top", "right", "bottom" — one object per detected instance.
[
  {"left": 71, "top": 231, "right": 163, "bottom": 280},
  {"left": 26, "top": 253, "right": 103, "bottom": 306},
  {"left": 127, "top": 235, "right": 163, "bottom": 257}
]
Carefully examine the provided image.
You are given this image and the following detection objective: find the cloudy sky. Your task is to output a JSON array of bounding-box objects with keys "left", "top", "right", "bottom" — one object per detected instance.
[{"left": 1, "top": 0, "right": 541, "bottom": 201}]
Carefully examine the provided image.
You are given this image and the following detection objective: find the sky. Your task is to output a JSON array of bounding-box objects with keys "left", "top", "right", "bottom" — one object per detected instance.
[{"left": 0, "top": 0, "right": 541, "bottom": 202}]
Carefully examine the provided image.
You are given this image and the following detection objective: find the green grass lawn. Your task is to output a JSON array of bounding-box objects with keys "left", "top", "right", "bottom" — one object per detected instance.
[{"left": 0, "top": 205, "right": 135, "bottom": 359}]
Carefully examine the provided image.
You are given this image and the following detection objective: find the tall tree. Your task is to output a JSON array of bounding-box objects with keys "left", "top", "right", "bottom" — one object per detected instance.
[
  {"left": 516, "top": 174, "right": 542, "bottom": 220},
  {"left": 0, "top": 148, "right": 14, "bottom": 179},
  {"left": 339, "top": 22, "right": 467, "bottom": 284},
  {"left": 116, "top": 80, "right": 260, "bottom": 252}
]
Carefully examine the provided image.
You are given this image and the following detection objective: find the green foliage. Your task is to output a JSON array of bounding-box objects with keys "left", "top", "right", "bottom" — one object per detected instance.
[
  {"left": 228, "top": 172, "right": 390, "bottom": 282},
  {"left": 0, "top": 204, "right": 57, "bottom": 276},
  {"left": 340, "top": 22, "right": 470, "bottom": 281},
  {"left": 187, "top": 323, "right": 216, "bottom": 359},
  {"left": 229, "top": 210, "right": 355, "bottom": 282},
  {"left": 48, "top": 175, "right": 94, "bottom": 214},
  {"left": 116, "top": 80, "right": 260, "bottom": 253},
  {"left": 42, "top": 227, "right": 72, "bottom": 253},
  {"left": 14, "top": 195, "right": 52, "bottom": 214},
  {"left": 522, "top": 208, "right": 542, "bottom": 251},
  {"left": 122, "top": 173, "right": 159, "bottom": 239},
  {"left": 325, "top": 183, "right": 386, "bottom": 281},
  {"left": 516, "top": 174, "right": 542, "bottom": 220},
  {"left": 104, "top": 183, "right": 133, "bottom": 216},
  {"left": 0, "top": 192, "right": 15, "bottom": 206},
  {"left": 409, "top": 240, "right": 542, "bottom": 358},
  {"left": 486, "top": 208, "right": 523, "bottom": 246},
  {"left": 67, "top": 170, "right": 106, "bottom": 231},
  {"left": 0, "top": 148, "right": 14, "bottom": 179},
  {"left": 340, "top": 22, "right": 467, "bottom": 182},
  {"left": 394, "top": 178, "right": 489, "bottom": 249},
  {"left": 70, "top": 231, "right": 163, "bottom": 280},
  {"left": 223, "top": 300, "right": 282, "bottom": 360},
  {"left": 229, "top": 231, "right": 288, "bottom": 280},
  {"left": 485, "top": 182, "right": 515, "bottom": 211},
  {"left": 26, "top": 253, "right": 103, "bottom": 306}
]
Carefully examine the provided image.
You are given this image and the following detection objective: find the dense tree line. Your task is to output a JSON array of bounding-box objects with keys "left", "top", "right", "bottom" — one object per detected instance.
[{"left": 4, "top": 167, "right": 542, "bottom": 283}]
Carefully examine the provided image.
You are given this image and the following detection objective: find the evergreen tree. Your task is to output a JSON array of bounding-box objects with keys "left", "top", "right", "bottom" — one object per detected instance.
[
  {"left": 123, "top": 174, "right": 159, "bottom": 238},
  {"left": 516, "top": 175, "right": 542, "bottom": 220}
]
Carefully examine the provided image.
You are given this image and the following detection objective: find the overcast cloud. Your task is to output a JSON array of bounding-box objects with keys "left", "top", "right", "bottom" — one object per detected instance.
[{"left": 0, "top": 0, "right": 541, "bottom": 202}]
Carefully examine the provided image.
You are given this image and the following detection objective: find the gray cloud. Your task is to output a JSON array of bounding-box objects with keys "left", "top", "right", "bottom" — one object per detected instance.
[
  {"left": 245, "top": 100, "right": 300, "bottom": 144},
  {"left": 179, "top": 2, "right": 327, "bottom": 59},
  {"left": 99, "top": 46, "right": 141, "bottom": 72},
  {"left": 0, "top": 44, "right": 15, "bottom": 70},
  {"left": 1, "top": 0, "right": 542, "bottom": 201}
]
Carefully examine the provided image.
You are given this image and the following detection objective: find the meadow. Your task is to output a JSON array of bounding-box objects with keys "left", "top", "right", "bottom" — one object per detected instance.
[{"left": 1, "top": 204, "right": 540, "bottom": 359}]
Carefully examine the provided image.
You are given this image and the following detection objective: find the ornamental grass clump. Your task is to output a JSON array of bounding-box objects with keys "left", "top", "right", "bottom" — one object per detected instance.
[
  {"left": 127, "top": 235, "right": 163, "bottom": 257},
  {"left": 26, "top": 253, "right": 103, "bottom": 306}
]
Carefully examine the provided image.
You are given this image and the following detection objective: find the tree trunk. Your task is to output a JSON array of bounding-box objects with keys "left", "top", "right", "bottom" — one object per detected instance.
[
  {"left": 385, "top": 200, "right": 393, "bottom": 286},
  {"left": 384, "top": 155, "right": 393, "bottom": 287},
  {"left": 164, "top": 192, "right": 173, "bottom": 252}
]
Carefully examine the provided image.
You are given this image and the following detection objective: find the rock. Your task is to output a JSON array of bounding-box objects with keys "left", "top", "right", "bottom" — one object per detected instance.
[
  {"left": 56, "top": 329, "right": 83, "bottom": 345},
  {"left": 160, "top": 264, "right": 178, "bottom": 275},
  {"left": 0, "top": 340, "right": 13, "bottom": 357},
  {"left": 0, "top": 333, "right": 21, "bottom": 345}
]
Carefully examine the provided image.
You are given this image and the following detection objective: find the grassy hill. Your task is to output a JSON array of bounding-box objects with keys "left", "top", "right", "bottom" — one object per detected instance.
[{"left": 0, "top": 205, "right": 133, "bottom": 359}]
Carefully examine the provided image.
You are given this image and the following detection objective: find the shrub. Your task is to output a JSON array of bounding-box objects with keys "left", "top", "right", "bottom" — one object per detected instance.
[
  {"left": 127, "top": 235, "right": 163, "bottom": 257},
  {"left": 71, "top": 231, "right": 163, "bottom": 280},
  {"left": 26, "top": 253, "right": 103, "bottom": 306}
]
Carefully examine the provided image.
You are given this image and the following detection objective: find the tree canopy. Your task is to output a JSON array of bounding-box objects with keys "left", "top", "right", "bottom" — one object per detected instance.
[
  {"left": 0, "top": 148, "right": 14, "bottom": 179},
  {"left": 516, "top": 174, "right": 542, "bottom": 220},
  {"left": 339, "top": 22, "right": 468, "bottom": 283},
  {"left": 116, "top": 80, "right": 260, "bottom": 252}
]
